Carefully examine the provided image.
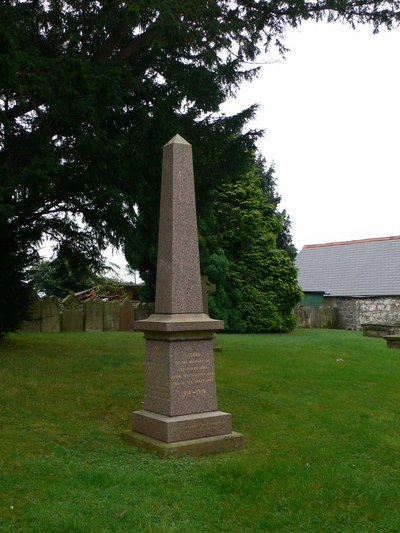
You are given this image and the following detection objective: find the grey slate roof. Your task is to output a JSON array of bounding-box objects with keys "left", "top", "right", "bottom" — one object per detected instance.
[{"left": 296, "top": 236, "right": 400, "bottom": 297}]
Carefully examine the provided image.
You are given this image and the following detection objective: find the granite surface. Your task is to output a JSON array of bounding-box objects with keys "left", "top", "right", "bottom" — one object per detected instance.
[
  {"left": 135, "top": 312, "right": 224, "bottom": 332},
  {"left": 132, "top": 410, "right": 232, "bottom": 443},
  {"left": 125, "top": 431, "right": 245, "bottom": 458},
  {"left": 154, "top": 135, "right": 204, "bottom": 315},
  {"left": 143, "top": 338, "right": 217, "bottom": 416}
]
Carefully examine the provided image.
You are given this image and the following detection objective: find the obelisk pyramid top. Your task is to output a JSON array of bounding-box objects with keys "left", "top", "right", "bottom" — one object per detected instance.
[{"left": 165, "top": 134, "right": 191, "bottom": 146}]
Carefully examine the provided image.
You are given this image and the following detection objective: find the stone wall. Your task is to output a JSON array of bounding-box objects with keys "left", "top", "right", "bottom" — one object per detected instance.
[
  {"left": 324, "top": 297, "right": 358, "bottom": 330},
  {"left": 358, "top": 297, "right": 400, "bottom": 327},
  {"left": 324, "top": 296, "right": 400, "bottom": 330}
]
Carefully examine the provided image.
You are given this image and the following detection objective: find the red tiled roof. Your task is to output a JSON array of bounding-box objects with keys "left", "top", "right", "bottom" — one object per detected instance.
[{"left": 304, "top": 236, "right": 400, "bottom": 249}]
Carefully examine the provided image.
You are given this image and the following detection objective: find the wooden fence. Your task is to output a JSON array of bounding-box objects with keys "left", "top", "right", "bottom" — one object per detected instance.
[
  {"left": 20, "top": 294, "right": 154, "bottom": 333},
  {"left": 295, "top": 305, "right": 338, "bottom": 329}
]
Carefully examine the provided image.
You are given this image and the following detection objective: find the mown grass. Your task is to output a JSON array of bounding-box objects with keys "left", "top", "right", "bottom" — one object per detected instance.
[{"left": 1, "top": 329, "right": 400, "bottom": 532}]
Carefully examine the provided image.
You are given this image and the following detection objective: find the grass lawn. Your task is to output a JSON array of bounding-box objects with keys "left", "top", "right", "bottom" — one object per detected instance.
[{"left": 1, "top": 329, "right": 400, "bottom": 532}]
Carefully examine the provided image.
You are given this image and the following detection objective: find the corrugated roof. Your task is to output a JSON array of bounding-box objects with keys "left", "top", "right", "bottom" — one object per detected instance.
[{"left": 296, "top": 236, "right": 400, "bottom": 297}]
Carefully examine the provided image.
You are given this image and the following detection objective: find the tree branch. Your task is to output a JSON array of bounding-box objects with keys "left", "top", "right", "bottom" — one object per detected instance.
[
  {"left": 110, "top": 26, "right": 158, "bottom": 64},
  {"left": 94, "top": 21, "right": 132, "bottom": 62},
  {"left": 236, "top": 0, "right": 400, "bottom": 19}
]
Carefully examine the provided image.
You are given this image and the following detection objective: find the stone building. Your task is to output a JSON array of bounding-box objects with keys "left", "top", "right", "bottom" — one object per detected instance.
[{"left": 296, "top": 236, "right": 400, "bottom": 330}]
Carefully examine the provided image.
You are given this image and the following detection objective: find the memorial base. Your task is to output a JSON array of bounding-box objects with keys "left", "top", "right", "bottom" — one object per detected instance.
[
  {"left": 125, "top": 430, "right": 245, "bottom": 458},
  {"left": 132, "top": 409, "right": 232, "bottom": 442}
]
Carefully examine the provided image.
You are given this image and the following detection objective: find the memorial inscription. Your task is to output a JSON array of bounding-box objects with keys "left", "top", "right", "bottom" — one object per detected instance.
[{"left": 144, "top": 338, "right": 217, "bottom": 416}]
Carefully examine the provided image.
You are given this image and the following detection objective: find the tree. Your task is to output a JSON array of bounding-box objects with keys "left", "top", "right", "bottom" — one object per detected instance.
[
  {"left": 201, "top": 155, "right": 302, "bottom": 332},
  {"left": 1, "top": 1, "right": 399, "bottom": 335},
  {"left": 27, "top": 255, "right": 124, "bottom": 298},
  {"left": 0, "top": 231, "right": 34, "bottom": 338}
]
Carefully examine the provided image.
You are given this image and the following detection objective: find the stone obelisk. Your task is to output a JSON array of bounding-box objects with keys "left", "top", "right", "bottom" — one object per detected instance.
[{"left": 131, "top": 134, "right": 244, "bottom": 456}]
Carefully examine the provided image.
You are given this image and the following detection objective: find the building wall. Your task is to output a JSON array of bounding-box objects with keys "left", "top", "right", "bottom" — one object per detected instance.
[
  {"left": 324, "top": 297, "right": 358, "bottom": 329},
  {"left": 324, "top": 296, "right": 400, "bottom": 330},
  {"left": 358, "top": 297, "right": 400, "bottom": 327}
]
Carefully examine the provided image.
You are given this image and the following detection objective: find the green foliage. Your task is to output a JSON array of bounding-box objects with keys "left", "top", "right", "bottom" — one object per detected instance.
[
  {"left": 27, "top": 245, "right": 103, "bottom": 297},
  {"left": 202, "top": 248, "right": 247, "bottom": 332},
  {"left": 1, "top": 1, "right": 398, "bottom": 335},
  {"left": 93, "top": 276, "right": 126, "bottom": 298},
  {"left": 232, "top": 245, "right": 302, "bottom": 332},
  {"left": 202, "top": 157, "right": 302, "bottom": 333},
  {"left": 28, "top": 254, "right": 124, "bottom": 298}
]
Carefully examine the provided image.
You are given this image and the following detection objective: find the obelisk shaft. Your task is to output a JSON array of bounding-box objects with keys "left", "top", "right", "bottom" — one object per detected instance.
[{"left": 155, "top": 135, "right": 203, "bottom": 315}]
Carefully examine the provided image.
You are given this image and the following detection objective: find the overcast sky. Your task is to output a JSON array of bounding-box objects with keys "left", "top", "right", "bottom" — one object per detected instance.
[{"left": 222, "top": 20, "right": 400, "bottom": 252}]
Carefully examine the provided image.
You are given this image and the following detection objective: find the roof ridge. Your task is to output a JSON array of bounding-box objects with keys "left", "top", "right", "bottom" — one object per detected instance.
[{"left": 303, "top": 236, "right": 400, "bottom": 249}]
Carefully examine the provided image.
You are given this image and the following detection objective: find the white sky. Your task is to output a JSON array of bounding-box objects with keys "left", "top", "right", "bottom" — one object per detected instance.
[{"left": 222, "top": 20, "right": 400, "bottom": 252}]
